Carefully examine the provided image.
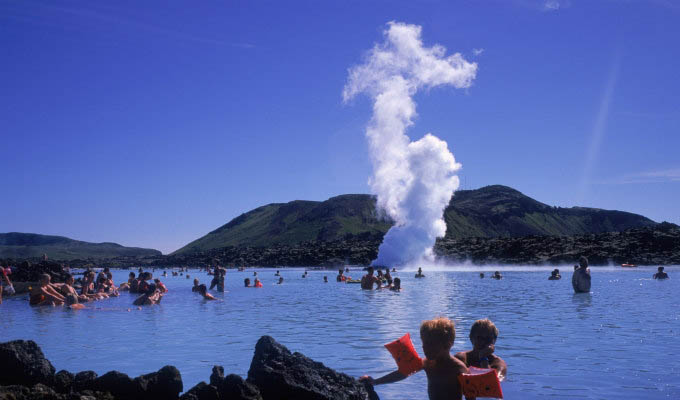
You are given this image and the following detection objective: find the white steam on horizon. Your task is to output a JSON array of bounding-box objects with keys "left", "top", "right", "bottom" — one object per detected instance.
[{"left": 343, "top": 22, "right": 477, "bottom": 266}]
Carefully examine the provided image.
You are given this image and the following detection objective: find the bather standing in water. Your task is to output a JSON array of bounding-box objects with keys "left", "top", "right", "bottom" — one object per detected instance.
[
  {"left": 653, "top": 266, "right": 669, "bottom": 279},
  {"left": 572, "top": 256, "right": 591, "bottom": 293},
  {"left": 548, "top": 269, "right": 561, "bottom": 280}
]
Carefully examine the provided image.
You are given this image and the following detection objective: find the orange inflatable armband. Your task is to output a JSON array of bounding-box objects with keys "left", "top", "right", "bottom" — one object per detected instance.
[
  {"left": 384, "top": 333, "right": 423, "bottom": 376},
  {"left": 458, "top": 367, "right": 503, "bottom": 399}
]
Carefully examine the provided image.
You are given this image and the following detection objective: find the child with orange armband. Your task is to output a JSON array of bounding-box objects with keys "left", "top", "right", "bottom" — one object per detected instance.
[
  {"left": 360, "top": 317, "right": 469, "bottom": 400},
  {"left": 455, "top": 319, "right": 507, "bottom": 381}
]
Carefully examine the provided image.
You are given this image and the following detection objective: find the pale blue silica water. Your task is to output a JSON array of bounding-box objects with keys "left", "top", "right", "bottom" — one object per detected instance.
[{"left": 1, "top": 266, "right": 678, "bottom": 399}]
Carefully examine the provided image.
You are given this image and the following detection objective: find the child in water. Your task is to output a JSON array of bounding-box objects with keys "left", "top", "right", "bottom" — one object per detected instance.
[
  {"left": 455, "top": 319, "right": 507, "bottom": 381},
  {"left": 360, "top": 317, "right": 468, "bottom": 400},
  {"left": 389, "top": 277, "right": 401, "bottom": 291}
]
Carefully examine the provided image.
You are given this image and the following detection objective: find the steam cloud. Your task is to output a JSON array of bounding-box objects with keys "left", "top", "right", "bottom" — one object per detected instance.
[{"left": 343, "top": 22, "right": 477, "bottom": 266}]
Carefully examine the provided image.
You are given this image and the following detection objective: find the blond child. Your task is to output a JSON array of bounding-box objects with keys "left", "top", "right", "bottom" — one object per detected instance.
[{"left": 361, "top": 317, "right": 469, "bottom": 400}]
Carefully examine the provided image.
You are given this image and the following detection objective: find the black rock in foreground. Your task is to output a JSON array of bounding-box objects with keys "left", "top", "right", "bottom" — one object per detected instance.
[
  {"left": 247, "top": 335, "right": 379, "bottom": 400},
  {"left": 0, "top": 337, "right": 379, "bottom": 400}
]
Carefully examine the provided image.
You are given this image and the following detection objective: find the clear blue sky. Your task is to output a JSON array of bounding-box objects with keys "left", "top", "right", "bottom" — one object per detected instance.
[{"left": 2, "top": 0, "right": 679, "bottom": 254}]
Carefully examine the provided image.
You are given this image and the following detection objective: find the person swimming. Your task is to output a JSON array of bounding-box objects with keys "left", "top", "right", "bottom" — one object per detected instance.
[
  {"left": 653, "top": 266, "right": 669, "bottom": 279},
  {"left": 337, "top": 269, "right": 346, "bottom": 282},
  {"left": 254, "top": 278, "right": 263, "bottom": 288},
  {"left": 572, "top": 256, "right": 591, "bottom": 293},
  {"left": 390, "top": 277, "right": 401, "bottom": 292},
  {"left": 154, "top": 278, "right": 168, "bottom": 293},
  {"left": 323, "top": 276, "right": 328, "bottom": 283},
  {"left": 361, "top": 267, "right": 381, "bottom": 290},
  {"left": 492, "top": 271, "right": 502, "bottom": 280},
  {"left": 275, "top": 270, "right": 280, "bottom": 276},
  {"left": 277, "top": 277, "right": 284, "bottom": 284},
  {"left": 479, "top": 273, "right": 485, "bottom": 279},
  {"left": 197, "top": 284, "right": 216, "bottom": 300},
  {"left": 548, "top": 269, "right": 561, "bottom": 280},
  {"left": 244, "top": 278, "right": 251, "bottom": 287},
  {"left": 415, "top": 268, "right": 425, "bottom": 278},
  {"left": 192, "top": 278, "right": 200, "bottom": 292}
]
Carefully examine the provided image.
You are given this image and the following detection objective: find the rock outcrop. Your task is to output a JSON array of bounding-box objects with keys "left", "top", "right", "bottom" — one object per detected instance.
[
  {"left": 0, "top": 337, "right": 378, "bottom": 400},
  {"left": 247, "top": 336, "right": 378, "bottom": 400}
]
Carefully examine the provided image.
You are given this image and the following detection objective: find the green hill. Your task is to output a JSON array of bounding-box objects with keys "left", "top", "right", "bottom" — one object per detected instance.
[
  {"left": 173, "top": 185, "right": 656, "bottom": 255},
  {"left": 0, "top": 232, "right": 162, "bottom": 260}
]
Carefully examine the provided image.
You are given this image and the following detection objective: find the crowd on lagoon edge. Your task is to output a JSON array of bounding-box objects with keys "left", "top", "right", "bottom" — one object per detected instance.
[{"left": 0, "top": 256, "right": 671, "bottom": 307}]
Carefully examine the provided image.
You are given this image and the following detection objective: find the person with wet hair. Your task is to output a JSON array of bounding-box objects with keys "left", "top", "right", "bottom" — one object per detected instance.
[
  {"left": 133, "top": 283, "right": 163, "bottom": 306},
  {"left": 389, "top": 277, "right": 401, "bottom": 292},
  {"left": 548, "top": 269, "right": 561, "bottom": 280}
]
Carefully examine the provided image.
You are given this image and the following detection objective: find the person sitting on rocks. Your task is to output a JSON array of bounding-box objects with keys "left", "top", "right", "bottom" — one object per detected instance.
[
  {"left": 244, "top": 278, "right": 251, "bottom": 287},
  {"left": 360, "top": 317, "right": 468, "bottom": 400},
  {"left": 389, "top": 277, "right": 401, "bottom": 292},
  {"left": 133, "top": 283, "right": 163, "bottom": 306},
  {"left": 192, "top": 278, "right": 201, "bottom": 292},
  {"left": 197, "top": 284, "right": 216, "bottom": 300},
  {"left": 361, "top": 267, "right": 381, "bottom": 290},
  {"left": 653, "top": 266, "right": 669, "bottom": 280},
  {"left": 572, "top": 256, "right": 592, "bottom": 293},
  {"left": 30, "top": 274, "right": 66, "bottom": 306},
  {"left": 415, "top": 267, "right": 425, "bottom": 278},
  {"left": 548, "top": 269, "right": 561, "bottom": 280},
  {"left": 492, "top": 271, "right": 502, "bottom": 280},
  {"left": 455, "top": 319, "right": 507, "bottom": 381},
  {"left": 336, "top": 269, "right": 346, "bottom": 282}
]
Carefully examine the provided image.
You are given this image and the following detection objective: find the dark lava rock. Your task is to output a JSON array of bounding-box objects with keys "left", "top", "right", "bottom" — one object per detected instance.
[
  {"left": 179, "top": 381, "right": 220, "bottom": 400},
  {"left": 53, "top": 370, "right": 74, "bottom": 393},
  {"left": 73, "top": 370, "right": 98, "bottom": 392},
  {"left": 134, "top": 365, "right": 183, "bottom": 399},
  {"left": 247, "top": 336, "right": 378, "bottom": 400},
  {"left": 209, "top": 366, "right": 261, "bottom": 400},
  {"left": 9, "top": 260, "right": 71, "bottom": 283},
  {"left": 94, "top": 370, "right": 141, "bottom": 399},
  {"left": 0, "top": 340, "right": 55, "bottom": 387}
]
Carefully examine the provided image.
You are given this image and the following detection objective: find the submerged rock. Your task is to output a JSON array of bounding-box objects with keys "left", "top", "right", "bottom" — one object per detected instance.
[
  {"left": 0, "top": 340, "right": 55, "bottom": 387},
  {"left": 247, "top": 336, "right": 378, "bottom": 400}
]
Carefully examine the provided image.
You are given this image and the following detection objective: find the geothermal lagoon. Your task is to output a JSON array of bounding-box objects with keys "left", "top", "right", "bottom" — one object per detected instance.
[{"left": 2, "top": 266, "right": 678, "bottom": 399}]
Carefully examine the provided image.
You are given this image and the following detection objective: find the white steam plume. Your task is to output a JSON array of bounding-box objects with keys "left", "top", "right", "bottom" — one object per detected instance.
[{"left": 343, "top": 21, "right": 477, "bottom": 266}]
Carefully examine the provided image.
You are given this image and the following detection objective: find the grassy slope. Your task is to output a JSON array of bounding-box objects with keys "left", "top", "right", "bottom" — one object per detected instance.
[
  {"left": 173, "top": 185, "right": 656, "bottom": 255},
  {"left": 0, "top": 232, "right": 162, "bottom": 260}
]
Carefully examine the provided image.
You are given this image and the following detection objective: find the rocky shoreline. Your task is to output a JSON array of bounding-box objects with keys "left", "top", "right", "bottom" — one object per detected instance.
[
  {"left": 0, "top": 336, "right": 378, "bottom": 400},
  {"left": 3, "top": 223, "right": 679, "bottom": 269}
]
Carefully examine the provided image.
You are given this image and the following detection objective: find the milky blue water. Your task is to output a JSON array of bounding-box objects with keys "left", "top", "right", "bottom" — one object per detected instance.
[{"left": 1, "top": 266, "right": 678, "bottom": 399}]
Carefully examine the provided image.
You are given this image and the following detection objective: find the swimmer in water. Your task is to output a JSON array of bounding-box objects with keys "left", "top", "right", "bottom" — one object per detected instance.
[
  {"left": 254, "top": 278, "right": 263, "bottom": 288},
  {"left": 415, "top": 267, "right": 425, "bottom": 278},
  {"left": 197, "top": 284, "right": 216, "bottom": 300},
  {"left": 479, "top": 273, "right": 485, "bottom": 279},
  {"left": 361, "top": 267, "right": 381, "bottom": 290},
  {"left": 455, "top": 319, "right": 507, "bottom": 380},
  {"left": 154, "top": 278, "right": 168, "bottom": 293},
  {"left": 275, "top": 270, "right": 280, "bottom": 276},
  {"left": 492, "top": 271, "right": 502, "bottom": 280},
  {"left": 360, "top": 317, "right": 468, "bottom": 400},
  {"left": 278, "top": 277, "right": 284, "bottom": 284},
  {"left": 244, "top": 278, "right": 251, "bottom": 287},
  {"left": 572, "top": 256, "right": 591, "bottom": 293},
  {"left": 337, "top": 269, "right": 345, "bottom": 282},
  {"left": 192, "top": 278, "right": 200, "bottom": 292},
  {"left": 653, "top": 266, "right": 669, "bottom": 280},
  {"left": 548, "top": 269, "right": 561, "bottom": 280},
  {"left": 389, "top": 277, "right": 401, "bottom": 292}
]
